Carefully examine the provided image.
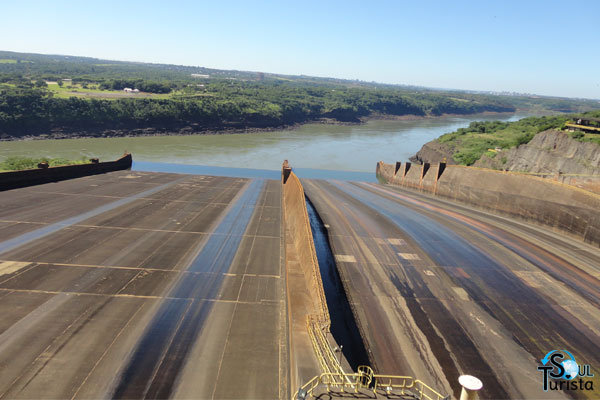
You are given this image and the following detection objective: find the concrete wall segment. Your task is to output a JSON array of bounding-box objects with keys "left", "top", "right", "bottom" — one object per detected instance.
[
  {"left": 0, "top": 154, "right": 133, "bottom": 191},
  {"left": 378, "top": 161, "right": 600, "bottom": 247},
  {"left": 281, "top": 163, "right": 333, "bottom": 390}
]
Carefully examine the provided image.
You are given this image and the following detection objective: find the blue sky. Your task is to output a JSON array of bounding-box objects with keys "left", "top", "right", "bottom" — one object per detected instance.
[{"left": 2, "top": 0, "right": 599, "bottom": 99}]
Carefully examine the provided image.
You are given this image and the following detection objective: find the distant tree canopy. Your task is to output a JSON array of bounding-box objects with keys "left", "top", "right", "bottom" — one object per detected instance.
[
  {"left": 99, "top": 79, "right": 173, "bottom": 93},
  {"left": 0, "top": 83, "right": 519, "bottom": 137},
  {"left": 0, "top": 50, "right": 599, "bottom": 138}
]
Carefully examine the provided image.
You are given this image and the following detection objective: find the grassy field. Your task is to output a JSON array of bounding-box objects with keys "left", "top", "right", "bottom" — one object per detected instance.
[
  {"left": 0, "top": 59, "right": 17, "bottom": 64},
  {"left": 46, "top": 82, "right": 174, "bottom": 99}
]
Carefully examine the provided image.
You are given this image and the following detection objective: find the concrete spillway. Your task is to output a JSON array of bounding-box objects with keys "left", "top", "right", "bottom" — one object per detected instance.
[
  {"left": 1, "top": 163, "right": 599, "bottom": 399},
  {"left": 306, "top": 197, "right": 371, "bottom": 371},
  {"left": 0, "top": 171, "right": 287, "bottom": 399},
  {"left": 303, "top": 178, "right": 600, "bottom": 399}
]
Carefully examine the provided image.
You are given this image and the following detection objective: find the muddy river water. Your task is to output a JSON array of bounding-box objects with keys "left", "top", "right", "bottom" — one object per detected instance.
[{"left": 0, "top": 113, "right": 531, "bottom": 174}]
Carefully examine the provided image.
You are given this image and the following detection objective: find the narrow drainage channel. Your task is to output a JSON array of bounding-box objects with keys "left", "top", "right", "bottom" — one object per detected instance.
[{"left": 305, "top": 197, "right": 372, "bottom": 372}]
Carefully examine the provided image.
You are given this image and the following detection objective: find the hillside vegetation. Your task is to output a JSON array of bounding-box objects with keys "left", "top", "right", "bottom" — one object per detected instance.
[
  {"left": 434, "top": 111, "right": 600, "bottom": 165},
  {"left": 0, "top": 83, "right": 517, "bottom": 137},
  {"left": 1, "top": 51, "right": 599, "bottom": 139}
]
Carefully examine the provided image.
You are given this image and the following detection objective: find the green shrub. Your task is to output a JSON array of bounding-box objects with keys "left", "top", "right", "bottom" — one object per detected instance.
[
  {"left": 569, "top": 130, "right": 585, "bottom": 139},
  {"left": 435, "top": 114, "right": 581, "bottom": 165},
  {"left": 0, "top": 156, "right": 87, "bottom": 171}
]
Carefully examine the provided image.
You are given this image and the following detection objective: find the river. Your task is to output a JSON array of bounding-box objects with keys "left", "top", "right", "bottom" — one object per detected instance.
[{"left": 0, "top": 113, "right": 530, "bottom": 175}]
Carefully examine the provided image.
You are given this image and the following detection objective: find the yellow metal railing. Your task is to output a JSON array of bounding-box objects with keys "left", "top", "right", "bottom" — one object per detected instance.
[
  {"left": 566, "top": 122, "right": 600, "bottom": 132},
  {"left": 373, "top": 374, "right": 445, "bottom": 400},
  {"left": 306, "top": 315, "right": 347, "bottom": 377},
  {"left": 293, "top": 368, "right": 447, "bottom": 400},
  {"left": 306, "top": 316, "right": 330, "bottom": 374}
]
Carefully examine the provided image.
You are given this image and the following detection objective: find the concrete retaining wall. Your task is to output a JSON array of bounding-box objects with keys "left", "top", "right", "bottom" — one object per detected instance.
[
  {"left": 0, "top": 154, "right": 133, "bottom": 191},
  {"left": 282, "top": 162, "right": 329, "bottom": 320},
  {"left": 377, "top": 161, "right": 600, "bottom": 248},
  {"left": 560, "top": 175, "right": 600, "bottom": 194},
  {"left": 282, "top": 162, "right": 331, "bottom": 392},
  {"left": 512, "top": 173, "right": 600, "bottom": 195}
]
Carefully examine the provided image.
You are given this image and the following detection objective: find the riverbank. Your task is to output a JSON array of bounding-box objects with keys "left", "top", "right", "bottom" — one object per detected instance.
[
  {"left": 409, "top": 111, "right": 600, "bottom": 167},
  {"left": 363, "top": 110, "right": 517, "bottom": 122},
  {"left": 0, "top": 124, "right": 299, "bottom": 141},
  {"left": 0, "top": 113, "right": 534, "bottom": 173},
  {"left": 2, "top": 119, "right": 366, "bottom": 141},
  {"left": 1, "top": 111, "right": 524, "bottom": 142}
]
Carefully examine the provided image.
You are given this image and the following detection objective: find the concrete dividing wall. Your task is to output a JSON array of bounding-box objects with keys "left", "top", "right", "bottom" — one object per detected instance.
[
  {"left": 282, "top": 166, "right": 329, "bottom": 320},
  {"left": 377, "top": 162, "right": 396, "bottom": 184},
  {"left": 420, "top": 163, "right": 436, "bottom": 192},
  {"left": 282, "top": 163, "right": 330, "bottom": 392},
  {"left": 403, "top": 162, "right": 422, "bottom": 189},
  {"left": 0, "top": 154, "right": 133, "bottom": 191},
  {"left": 377, "top": 161, "right": 600, "bottom": 247}
]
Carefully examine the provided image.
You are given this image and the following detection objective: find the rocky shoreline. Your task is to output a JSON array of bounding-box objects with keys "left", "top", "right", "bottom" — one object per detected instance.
[
  {"left": 365, "top": 110, "right": 515, "bottom": 122},
  {"left": 474, "top": 129, "right": 600, "bottom": 175},
  {"left": 409, "top": 140, "right": 456, "bottom": 165},
  {"left": 1, "top": 112, "right": 517, "bottom": 142},
  {"left": 0, "top": 124, "right": 297, "bottom": 142},
  {"left": 0, "top": 118, "right": 365, "bottom": 141}
]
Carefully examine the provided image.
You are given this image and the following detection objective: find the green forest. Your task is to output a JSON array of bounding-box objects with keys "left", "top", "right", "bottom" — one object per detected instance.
[{"left": 1, "top": 51, "right": 599, "bottom": 139}]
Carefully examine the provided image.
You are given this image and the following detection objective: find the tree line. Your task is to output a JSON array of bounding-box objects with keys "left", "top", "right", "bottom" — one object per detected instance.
[
  {"left": 0, "top": 83, "right": 518, "bottom": 137},
  {"left": 2, "top": 50, "right": 599, "bottom": 138}
]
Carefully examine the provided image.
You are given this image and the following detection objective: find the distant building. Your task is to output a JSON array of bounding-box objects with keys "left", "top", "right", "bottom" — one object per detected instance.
[
  {"left": 123, "top": 88, "right": 133, "bottom": 93},
  {"left": 191, "top": 74, "right": 209, "bottom": 78}
]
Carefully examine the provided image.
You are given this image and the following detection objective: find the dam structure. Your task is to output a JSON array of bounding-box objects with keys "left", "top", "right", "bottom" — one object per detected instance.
[{"left": 0, "top": 158, "right": 598, "bottom": 399}]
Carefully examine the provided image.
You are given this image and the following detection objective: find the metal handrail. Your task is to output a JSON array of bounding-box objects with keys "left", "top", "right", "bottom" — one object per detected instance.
[
  {"left": 293, "top": 370, "right": 447, "bottom": 400},
  {"left": 306, "top": 317, "right": 331, "bottom": 374},
  {"left": 306, "top": 315, "right": 346, "bottom": 376},
  {"left": 565, "top": 122, "right": 600, "bottom": 132}
]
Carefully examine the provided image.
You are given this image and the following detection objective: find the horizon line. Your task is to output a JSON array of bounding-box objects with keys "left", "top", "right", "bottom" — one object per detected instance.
[{"left": 2, "top": 48, "right": 599, "bottom": 102}]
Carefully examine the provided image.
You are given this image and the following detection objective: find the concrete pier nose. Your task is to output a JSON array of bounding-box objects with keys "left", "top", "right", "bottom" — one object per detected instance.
[{"left": 458, "top": 375, "right": 483, "bottom": 400}]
